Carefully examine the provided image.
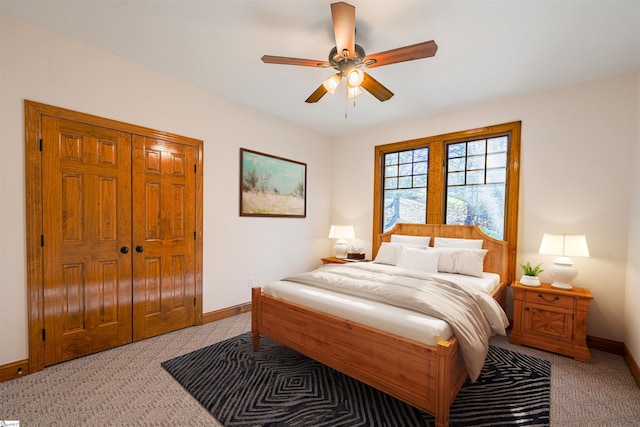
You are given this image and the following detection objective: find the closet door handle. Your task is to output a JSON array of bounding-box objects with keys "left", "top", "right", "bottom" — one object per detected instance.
[
  {"left": 120, "top": 246, "right": 129, "bottom": 254},
  {"left": 135, "top": 245, "right": 144, "bottom": 253}
]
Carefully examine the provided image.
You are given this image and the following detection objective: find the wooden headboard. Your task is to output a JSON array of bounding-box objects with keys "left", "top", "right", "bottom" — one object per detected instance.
[{"left": 375, "top": 223, "right": 510, "bottom": 282}]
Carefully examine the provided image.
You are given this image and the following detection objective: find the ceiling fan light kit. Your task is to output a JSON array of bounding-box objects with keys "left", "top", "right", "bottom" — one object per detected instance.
[
  {"left": 261, "top": 2, "right": 438, "bottom": 104},
  {"left": 347, "top": 85, "right": 363, "bottom": 99},
  {"left": 347, "top": 68, "right": 364, "bottom": 87},
  {"left": 323, "top": 74, "right": 342, "bottom": 94}
]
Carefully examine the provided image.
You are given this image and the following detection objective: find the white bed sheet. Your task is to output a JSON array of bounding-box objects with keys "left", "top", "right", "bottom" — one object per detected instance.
[{"left": 263, "top": 264, "right": 501, "bottom": 347}]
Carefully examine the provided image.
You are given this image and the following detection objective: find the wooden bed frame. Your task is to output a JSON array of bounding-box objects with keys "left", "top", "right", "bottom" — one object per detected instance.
[{"left": 252, "top": 224, "right": 509, "bottom": 427}]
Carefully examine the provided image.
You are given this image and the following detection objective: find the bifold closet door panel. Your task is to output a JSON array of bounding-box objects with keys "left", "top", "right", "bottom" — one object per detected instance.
[
  {"left": 131, "top": 134, "right": 197, "bottom": 341},
  {"left": 41, "top": 116, "right": 133, "bottom": 365}
]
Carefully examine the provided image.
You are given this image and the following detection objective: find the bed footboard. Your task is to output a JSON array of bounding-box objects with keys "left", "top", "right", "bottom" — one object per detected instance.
[{"left": 252, "top": 287, "right": 466, "bottom": 427}]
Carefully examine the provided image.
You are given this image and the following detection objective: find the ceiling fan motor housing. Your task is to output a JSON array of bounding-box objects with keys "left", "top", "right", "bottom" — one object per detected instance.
[{"left": 329, "top": 44, "right": 368, "bottom": 74}]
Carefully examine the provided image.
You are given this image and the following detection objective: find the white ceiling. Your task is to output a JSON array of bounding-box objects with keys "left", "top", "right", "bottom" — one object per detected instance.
[{"left": 2, "top": 0, "right": 639, "bottom": 137}]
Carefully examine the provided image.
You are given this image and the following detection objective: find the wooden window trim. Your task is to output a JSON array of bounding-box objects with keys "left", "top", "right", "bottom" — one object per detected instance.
[{"left": 373, "top": 121, "right": 521, "bottom": 282}]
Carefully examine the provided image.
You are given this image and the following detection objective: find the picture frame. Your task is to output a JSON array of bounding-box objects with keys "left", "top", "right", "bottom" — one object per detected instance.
[{"left": 240, "top": 148, "right": 307, "bottom": 218}]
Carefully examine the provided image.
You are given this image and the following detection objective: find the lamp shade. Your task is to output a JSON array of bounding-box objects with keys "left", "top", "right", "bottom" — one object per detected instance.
[
  {"left": 328, "top": 225, "right": 355, "bottom": 239},
  {"left": 538, "top": 234, "right": 590, "bottom": 258},
  {"left": 563, "top": 235, "right": 590, "bottom": 257},
  {"left": 322, "top": 74, "right": 342, "bottom": 94},
  {"left": 347, "top": 85, "right": 363, "bottom": 99},
  {"left": 347, "top": 68, "right": 364, "bottom": 86}
]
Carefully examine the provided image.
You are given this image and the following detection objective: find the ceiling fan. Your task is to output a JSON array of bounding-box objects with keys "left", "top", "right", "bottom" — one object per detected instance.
[{"left": 261, "top": 2, "right": 438, "bottom": 103}]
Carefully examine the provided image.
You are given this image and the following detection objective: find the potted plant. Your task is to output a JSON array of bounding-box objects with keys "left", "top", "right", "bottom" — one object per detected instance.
[{"left": 520, "top": 262, "right": 543, "bottom": 287}]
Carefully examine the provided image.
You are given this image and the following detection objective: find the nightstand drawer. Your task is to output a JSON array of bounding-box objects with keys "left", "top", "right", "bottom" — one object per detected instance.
[{"left": 525, "top": 291, "right": 574, "bottom": 309}]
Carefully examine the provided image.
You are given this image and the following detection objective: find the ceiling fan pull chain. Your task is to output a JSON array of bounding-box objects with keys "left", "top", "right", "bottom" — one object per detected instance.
[{"left": 346, "top": 94, "right": 351, "bottom": 119}]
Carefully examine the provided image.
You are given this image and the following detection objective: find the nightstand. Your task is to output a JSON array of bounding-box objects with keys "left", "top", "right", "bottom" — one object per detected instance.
[
  {"left": 509, "top": 281, "right": 593, "bottom": 362},
  {"left": 321, "top": 256, "right": 348, "bottom": 264}
]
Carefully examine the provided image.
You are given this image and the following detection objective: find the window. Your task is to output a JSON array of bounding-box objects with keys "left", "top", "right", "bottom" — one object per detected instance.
[
  {"left": 382, "top": 147, "right": 428, "bottom": 232},
  {"left": 373, "top": 122, "right": 521, "bottom": 280},
  {"left": 446, "top": 136, "right": 508, "bottom": 239}
]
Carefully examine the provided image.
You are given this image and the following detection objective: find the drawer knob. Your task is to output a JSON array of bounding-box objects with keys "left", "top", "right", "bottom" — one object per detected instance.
[{"left": 538, "top": 294, "right": 560, "bottom": 303}]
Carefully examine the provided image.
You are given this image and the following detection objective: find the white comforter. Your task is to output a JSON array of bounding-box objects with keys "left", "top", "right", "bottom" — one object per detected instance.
[{"left": 284, "top": 262, "right": 509, "bottom": 382}]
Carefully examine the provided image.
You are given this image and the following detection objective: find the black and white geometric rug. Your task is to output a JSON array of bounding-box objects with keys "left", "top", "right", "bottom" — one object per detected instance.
[{"left": 162, "top": 333, "right": 550, "bottom": 426}]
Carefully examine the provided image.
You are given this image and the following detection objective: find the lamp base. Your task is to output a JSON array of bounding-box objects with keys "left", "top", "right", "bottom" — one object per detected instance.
[
  {"left": 333, "top": 239, "right": 349, "bottom": 259},
  {"left": 548, "top": 257, "right": 577, "bottom": 290},
  {"left": 551, "top": 282, "right": 574, "bottom": 290}
]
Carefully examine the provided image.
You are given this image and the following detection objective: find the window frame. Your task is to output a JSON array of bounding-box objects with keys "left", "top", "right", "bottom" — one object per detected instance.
[{"left": 373, "top": 121, "right": 521, "bottom": 282}]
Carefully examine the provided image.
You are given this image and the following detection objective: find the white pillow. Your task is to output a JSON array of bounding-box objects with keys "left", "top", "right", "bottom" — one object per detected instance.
[
  {"left": 433, "top": 237, "right": 483, "bottom": 249},
  {"left": 373, "top": 242, "right": 405, "bottom": 265},
  {"left": 396, "top": 247, "right": 440, "bottom": 273},
  {"left": 429, "top": 247, "right": 488, "bottom": 277},
  {"left": 391, "top": 234, "right": 431, "bottom": 246}
]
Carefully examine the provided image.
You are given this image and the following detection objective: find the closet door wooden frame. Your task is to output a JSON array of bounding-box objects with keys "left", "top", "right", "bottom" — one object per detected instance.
[{"left": 25, "top": 100, "right": 204, "bottom": 373}]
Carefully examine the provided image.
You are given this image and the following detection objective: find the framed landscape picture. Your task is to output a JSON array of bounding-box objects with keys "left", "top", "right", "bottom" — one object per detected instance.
[{"left": 240, "top": 148, "right": 307, "bottom": 218}]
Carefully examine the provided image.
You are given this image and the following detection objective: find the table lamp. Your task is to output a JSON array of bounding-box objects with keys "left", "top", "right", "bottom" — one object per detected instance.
[
  {"left": 328, "top": 225, "right": 355, "bottom": 258},
  {"left": 538, "top": 233, "right": 590, "bottom": 289}
]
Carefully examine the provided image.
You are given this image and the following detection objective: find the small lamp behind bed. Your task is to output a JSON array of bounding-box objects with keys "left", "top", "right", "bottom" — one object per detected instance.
[
  {"left": 328, "top": 225, "right": 355, "bottom": 258},
  {"left": 539, "top": 233, "right": 590, "bottom": 289}
]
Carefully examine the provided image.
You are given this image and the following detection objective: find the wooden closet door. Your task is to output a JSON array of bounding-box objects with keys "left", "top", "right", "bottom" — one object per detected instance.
[
  {"left": 42, "top": 117, "right": 133, "bottom": 365},
  {"left": 132, "top": 135, "right": 197, "bottom": 340}
]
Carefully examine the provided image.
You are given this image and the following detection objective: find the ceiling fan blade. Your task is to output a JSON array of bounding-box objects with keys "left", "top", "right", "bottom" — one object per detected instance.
[
  {"left": 331, "top": 2, "right": 356, "bottom": 59},
  {"left": 364, "top": 40, "right": 438, "bottom": 68},
  {"left": 305, "top": 84, "right": 328, "bottom": 103},
  {"left": 361, "top": 72, "right": 394, "bottom": 102},
  {"left": 261, "top": 55, "right": 331, "bottom": 68}
]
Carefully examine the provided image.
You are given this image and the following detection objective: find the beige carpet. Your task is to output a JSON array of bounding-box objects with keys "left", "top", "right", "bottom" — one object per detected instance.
[{"left": 1, "top": 312, "right": 639, "bottom": 426}]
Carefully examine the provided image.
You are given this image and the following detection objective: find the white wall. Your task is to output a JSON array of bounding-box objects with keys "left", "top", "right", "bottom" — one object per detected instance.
[
  {"left": 625, "top": 72, "right": 640, "bottom": 364},
  {"left": 0, "top": 13, "right": 333, "bottom": 365},
  {"left": 332, "top": 71, "right": 640, "bottom": 343}
]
